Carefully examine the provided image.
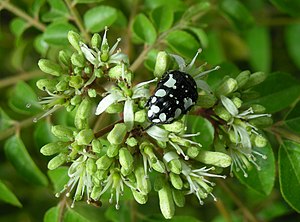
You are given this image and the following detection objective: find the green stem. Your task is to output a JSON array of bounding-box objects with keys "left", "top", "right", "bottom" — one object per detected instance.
[
  {"left": 64, "top": 0, "right": 90, "bottom": 43},
  {"left": 0, "top": 0, "right": 46, "bottom": 31},
  {"left": 268, "top": 126, "right": 300, "bottom": 144},
  {"left": 0, "top": 70, "right": 43, "bottom": 89}
]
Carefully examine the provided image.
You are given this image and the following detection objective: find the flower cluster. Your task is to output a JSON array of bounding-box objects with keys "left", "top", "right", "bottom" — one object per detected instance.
[{"left": 37, "top": 28, "right": 271, "bottom": 219}]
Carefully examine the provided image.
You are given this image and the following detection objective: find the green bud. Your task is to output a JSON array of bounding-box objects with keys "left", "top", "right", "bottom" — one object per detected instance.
[
  {"left": 56, "top": 80, "right": 69, "bottom": 91},
  {"left": 40, "top": 141, "right": 68, "bottom": 156},
  {"left": 132, "top": 189, "right": 148, "bottom": 204},
  {"left": 86, "top": 158, "right": 97, "bottom": 174},
  {"left": 100, "top": 47, "right": 109, "bottom": 62},
  {"left": 87, "top": 89, "right": 97, "bottom": 98},
  {"left": 70, "top": 95, "right": 82, "bottom": 106},
  {"left": 74, "top": 67, "right": 82, "bottom": 75},
  {"left": 36, "top": 79, "right": 58, "bottom": 91},
  {"left": 91, "top": 185, "right": 102, "bottom": 200},
  {"left": 134, "top": 110, "right": 147, "bottom": 123},
  {"left": 75, "top": 98, "right": 93, "bottom": 129},
  {"left": 121, "top": 166, "right": 132, "bottom": 176},
  {"left": 92, "top": 139, "right": 102, "bottom": 153},
  {"left": 154, "top": 51, "right": 169, "bottom": 78},
  {"left": 172, "top": 189, "right": 185, "bottom": 207},
  {"left": 94, "top": 68, "right": 103, "bottom": 78},
  {"left": 162, "top": 121, "right": 184, "bottom": 133},
  {"left": 215, "top": 78, "right": 238, "bottom": 97},
  {"left": 249, "top": 116, "right": 273, "bottom": 128},
  {"left": 193, "top": 150, "right": 232, "bottom": 168},
  {"left": 51, "top": 125, "right": 74, "bottom": 141},
  {"left": 252, "top": 134, "right": 268, "bottom": 147},
  {"left": 95, "top": 170, "right": 108, "bottom": 181},
  {"left": 251, "top": 104, "right": 266, "bottom": 114},
  {"left": 119, "top": 147, "right": 134, "bottom": 171},
  {"left": 168, "top": 159, "right": 182, "bottom": 174},
  {"left": 107, "top": 144, "right": 120, "bottom": 158},
  {"left": 214, "top": 105, "right": 232, "bottom": 121},
  {"left": 48, "top": 153, "right": 68, "bottom": 170},
  {"left": 187, "top": 146, "right": 199, "bottom": 158},
  {"left": 68, "top": 31, "right": 82, "bottom": 52},
  {"left": 154, "top": 175, "right": 165, "bottom": 191},
  {"left": 197, "top": 94, "right": 217, "bottom": 108},
  {"left": 157, "top": 141, "right": 167, "bottom": 149},
  {"left": 96, "top": 154, "right": 113, "bottom": 170},
  {"left": 75, "top": 129, "right": 94, "bottom": 145},
  {"left": 107, "top": 123, "right": 127, "bottom": 145},
  {"left": 232, "top": 97, "right": 242, "bottom": 108},
  {"left": 142, "top": 145, "right": 157, "bottom": 163},
  {"left": 91, "top": 33, "right": 101, "bottom": 49},
  {"left": 151, "top": 160, "right": 166, "bottom": 173},
  {"left": 58, "top": 50, "right": 71, "bottom": 67},
  {"left": 242, "top": 72, "right": 267, "bottom": 89},
  {"left": 228, "top": 130, "right": 237, "bottom": 143},
  {"left": 135, "top": 163, "right": 151, "bottom": 194},
  {"left": 236, "top": 70, "right": 250, "bottom": 88},
  {"left": 169, "top": 172, "right": 183, "bottom": 190},
  {"left": 66, "top": 104, "right": 75, "bottom": 112},
  {"left": 158, "top": 183, "right": 175, "bottom": 219},
  {"left": 38, "top": 59, "right": 63, "bottom": 76},
  {"left": 69, "top": 75, "right": 84, "bottom": 89},
  {"left": 126, "top": 137, "right": 138, "bottom": 147},
  {"left": 84, "top": 66, "right": 92, "bottom": 75},
  {"left": 105, "top": 103, "right": 123, "bottom": 114},
  {"left": 71, "top": 53, "right": 86, "bottom": 67}
]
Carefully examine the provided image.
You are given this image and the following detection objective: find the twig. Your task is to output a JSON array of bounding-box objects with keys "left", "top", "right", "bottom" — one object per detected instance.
[
  {"left": 58, "top": 194, "right": 68, "bottom": 222},
  {"left": 267, "top": 126, "right": 300, "bottom": 144},
  {"left": 214, "top": 199, "right": 232, "bottom": 222},
  {"left": 0, "top": 70, "right": 43, "bottom": 89},
  {"left": 0, "top": 0, "right": 46, "bottom": 31}
]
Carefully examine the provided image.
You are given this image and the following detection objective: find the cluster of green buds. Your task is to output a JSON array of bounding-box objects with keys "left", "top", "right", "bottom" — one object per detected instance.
[{"left": 38, "top": 28, "right": 271, "bottom": 219}]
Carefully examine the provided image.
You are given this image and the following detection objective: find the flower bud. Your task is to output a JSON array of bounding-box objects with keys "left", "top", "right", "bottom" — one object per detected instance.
[
  {"left": 70, "top": 95, "right": 82, "bottom": 106},
  {"left": 251, "top": 104, "right": 266, "bottom": 114},
  {"left": 107, "top": 144, "right": 120, "bottom": 158},
  {"left": 162, "top": 121, "right": 184, "bottom": 134},
  {"left": 154, "top": 51, "right": 169, "bottom": 78},
  {"left": 197, "top": 94, "right": 217, "bottom": 108},
  {"left": 95, "top": 170, "right": 108, "bottom": 181},
  {"left": 91, "top": 185, "right": 102, "bottom": 200},
  {"left": 68, "top": 31, "right": 82, "bottom": 52},
  {"left": 96, "top": 154, "right": 113, "bottom": 170},
  {"left": 141, "top": 143, "right": 157, "bottom": 163},
  {"left": 75, "top": 98, "right": 93, "bottom": 129},
  {"left": 36, "top": 79, "right": 58, "bottom": 91},
  {"left": 86, "top": 158, "right": 97, "bottom": 174},
  {"left": 187, "top": 146, "right": 199, "bottom": 158},
  {"left": 88, "top": 89, "right": 97, "bottom": 98},
  {"left": 125, "top": 137, "right": 137, "bottom": 147},
  {"left": 94, "top": 68, "right": 103, "bottom": 78},
  {"left": 91, "top": 33, "right": 101, "bottom": 49},
  {"left": 56, "top": 80, "right": 69, "bottom": 91},
  {"left": 252, "top": 134, "right": 267, "bottom": 147},
  {"left": 172, "top": 189, "right": 185, "bottom": 207},
  {"left": 40, "top": 141, "right": 68, "bottom": 156},
  {"left": 38, "top": 59, "right": 63, "bottom": 76},
  {"left": 51, "top": 125, "right": 74, "bottom": 141},
  {"left": 107, "top": 123, "right": 127, "bottom": 145},
  {"left": 154, "top": 175, "right": 165, "bottom": 191},
  {"left": 214, "top": 105, "right": 232, "bottom": 121},
  {"left": 232, "top": 97, "right": 242, "bottom": 108},
  {"left": 134, "top": 110, "right": 147, "bottom": 123},
  {"left": 241, "top": 72, "right": 267, "bottom": 89},
  {"left": 151, "top": 160, "right": 166, "bottom": 173},
  {"left": 75, "top": 129, "right": 94, "bottom": 145},
  {"left": 169, "top": 172, "right": 183, "bottom": 190},
  {"left": 132, "top": 189, "right": 148, "bottom": 204},
  {"left": 236, "top": 70, "right": 250, "bottom": 88},
  {"left": 69, "top": 75, "right": 84, "bottom": 89},
  {"left": 134, "top": 163, "right": 151, "bottom": 194},
  {"left": 249, "top": 116, "right": 273, "bottom": 128},
  {"left": 193, "top": 150, "right": 232, "bottom": 168},
  {"left": 168, "top": 159, "right": 182, "bottom": 174},
  {"left": 158, "top": 183, "right": 175, "bottom": 219},
  {"left": 105, "top": 103, "right": 123, "bottom": 114},
  {"left": 74, "top": 67, "right": 82, "bottom": 75},
  {"left": 66, "top": 104, "right": 75, "bottom": 112},
  {"left": 119, "top": 147, "right": 134, "bottom": 171},
  {"left": 100, "top": 45, "right": 109, "bottom": 62},
  {"left": 48, "top": 153, "right": 68, "bottom": 170},
  {"left": 71, "top": 52, "right": 86, "bottom": 67},
  {"left": 58, "top": 50, "right": 71, "bottom": 67},
  {"left": 92, "top": 139, "right": 102, "bottom": 153},
  {"left": 215, "top": 78, "right": 238, "bottom": 97}
]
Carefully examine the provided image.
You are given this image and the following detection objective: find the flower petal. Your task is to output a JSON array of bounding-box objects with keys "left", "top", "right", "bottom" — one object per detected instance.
[
  {"left": 95, "top": 93, "right": 120, "bottom": 115},
  {"left": 169, "top": 54, "right": 186, "bottom": 71},
  {"left": 124, "top": 99, "right": 134, "bottom": 131},
  {"left": 195, "top": 79, "right": 212, "bottom": 93},
  {"left": 80, "top": 42, "right": 96, "bottom": 65},
  {"left": 146, "top": 125, "right": 169, "bottom": 142},
  {"left": 220, "top": 95, "right": 238, "bottom": 116}
]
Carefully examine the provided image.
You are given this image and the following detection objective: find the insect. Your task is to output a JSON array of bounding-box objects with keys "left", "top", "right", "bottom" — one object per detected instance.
[{"left": 146, "top": 70, "right": 198, "bottom": 125}]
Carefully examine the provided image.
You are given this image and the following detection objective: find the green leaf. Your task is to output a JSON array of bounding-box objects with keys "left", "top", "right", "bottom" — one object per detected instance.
[
  {"left": 0, "top": 107, "right": 13, "bottom": 132},
  {"left": 150, "top": 6, "right": 174, "bottom": 33},
  {"left": 202, "top": 31, "right": 225, "bottom": 64},
  {"left": 234, "top": 143, "right": 275, "bottom": 196},
  {"left": 44, "top": 206, "right": 59, "bottom": 222},
  {"left": 34, "top": 120, "right": 56, "bottom": 148},
  {"left": 219, "top": 0, "right": 254, "bottom": 30},
  {"left": 285, "top": 24, "right": 300, "bottom": 70},
  {"left": 9, "top": 81, "right": 41, "bottom": 115},
  {"left": 166, "top": 30, "right": 200, "bottom": 59},
  {"left": 279, "top": 140, "right": 300, "bottom": 212},
  {"left": 285, "top": 101, "right": 300, "bottom": 133},
  {"left": 270, "top": 0, "right": 300, "bottom": 17},
  {"left": 84, "top": 6, "right": 118, "bottom": 33},
  {"left": 144, "top": 49, "right": 159, "bottom": 72},
  {"left": 48, "top": 167, "right": 69, "bottom": 193},
  {"left": 0, "top": 180, "right": 22, "bottom": 207},
  {"left": 144, "top": 0, "right": 186, "bottom": 11},
  {"left": 43, "top": 21, "right": 77, "bottom": 46},
  {"left": 74, "top": 0, "right": 104, "bottom": 3},
  {"left": 245, "top": 26, "right": 271, "bottom": 72},
  {"left": 42, "top": 0, "right": 69, "bottom": 22},
  {"left": 4, "top": 135, "right": 48, "bottom": 186},
  {"left": 187, "top": 116, "right": 214, "bottom": 149},
  {"left": 188, "top": 27, "right": 209, "bottom": 48},
  {"left": 246, "top": 72, "right": 300, "bottom": 113},
  {"left": 132, "top": 13, "right": 157, "bottom": 45},
  {"left": 30, "top": 0, "right": 46, "bottom": 17},
  {"left": 10, "top": 18, "right": 29, "bottom": 39},
  {"left": 34, "top": 34, "right": 49, "bottom": 56},
  {"left": 105, "top": 204, "right": 131, "bottom": 222},
  {"left": 64, "top": 208, "right": 90, "bottom": 222}
]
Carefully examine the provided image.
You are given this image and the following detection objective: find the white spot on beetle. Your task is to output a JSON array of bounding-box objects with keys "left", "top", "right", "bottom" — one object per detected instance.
[
  {"left": 174, "top": 108, "right": 181, "bottom": 118},
  {"left": 170, "top": 94, "right": 174, "bottom": 97},
  {"left": 151, "top": 97, "right": 157, "bottom": 103},
  {"left": 163, "top": 74, "right": 176, "bottom": 88},
  {"left": 152, "top": 119, "right": 160, "bottom": 123},
  {"left": 184, "top": 98, "right": 193, "bottom": 110},
  {"left": 155, "top": 89, "right": 166, "bottom": 97},
  {"left": 176, "top": 100, "right": 179, "bottom": 104},
  {"left": 159, "top": 113, "right": 166, "bottom": 122},
  {"left": 147, "top": 110, "right": 153, "bottom": 117}
]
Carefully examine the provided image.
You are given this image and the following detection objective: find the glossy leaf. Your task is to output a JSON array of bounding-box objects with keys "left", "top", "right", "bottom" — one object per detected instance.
[
  {"left": 34, "top": 120, "right": 56, "bottom": 148},
  {"left": 43, "top": 22, "right": 77, "bottom": 46},
  {"left": 74, "top": 0, "right": 104, "bottom": 3},
  {"left": 34, "top": 34, "right": 49, "bottom": 56},
  {"left": 42, "top": 0, "right": 69, "bottom": 21},
  {"left": 48, "top": 167, "right": 69, "bottom": 193},
  {"left": 64, "top": 208, "right": 90, "bottom": 222},
  {"left": 202, "top": 31, "right": 225, "bottom": 65},
  {"left": 247, "top": 72, "right": 300, "bottom": 113},
  {"left": 279, "top": 140, "right": 300, "bottom": 212},
  {"left": 44, "top": 206, "right": 59, "bottom": 222},
  {"left": 10, "top": 18, "right": 29, "bottom": 39},
  {"left": 4, "top": 135, "right": 48, "bottom": 186},
  {"left": 144, "top": 0, "right": 186, "bottom": 11},
  {"left": 245, "top": 26, "right": 271, "bottom": 72},
  {"left": 30, "top": 0, "right": 46, "bottom": 17},
  {"left": 188, "top": 27, "right": 209, "bottom": 48},
  {"left": 219, "top": 0, "right": 254, "bottom": 30},
  {"left": 9, "top": 81, "right": 41, "bottom": 115},
  {"left": 0, "top": 107, "right": 13, "bottom": 132},
  {"left": 234, "top": 143, "right": 275, "bottom": 196},
  {"left": 0, "top": 180, "right": 22, "bottom": 207},
  {"left": 284, "top": 101, "right": 300, "bottom": 133},
  {"left": 166, "top": 30, "right": 200, "bottom": 59},
  {"left": 150, "top": 6, "right": 173, "bottom": 33},
  {"left": 270, "top": 0, "right": 300, "bottom": 17},
  {"left": 285, "top": 24, "right": 300, "bottom": 70},
  {"left": 132, "top": 14, "right": 157, "bottom": 45},
  {"left": 84, "top": 6, "right": 118, "bottom": 32}
]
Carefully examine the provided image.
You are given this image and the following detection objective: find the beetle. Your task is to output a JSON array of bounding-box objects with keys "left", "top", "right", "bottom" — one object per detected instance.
[{"left": 146, "top": 70, "right": 198, "bottom": 125}]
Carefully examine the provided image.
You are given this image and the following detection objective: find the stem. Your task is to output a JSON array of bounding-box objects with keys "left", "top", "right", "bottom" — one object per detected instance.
[
  {"left": 0, "top": 70, "right": 43, "bottom": 89},
  {"left": 64, "top": 0, "right": 90, "bottom": 43},
  {"left": 268, "top": 126, "right": 300, "bottom": 144},
  {"left": 58, "top": 194, "right": 68, "bottom": 222},
  {"left": 214, "top": 199, "right": 232, "bottom": 222},
  {"left": 0, "top": 0, "right": 46, "bottom": 31}
]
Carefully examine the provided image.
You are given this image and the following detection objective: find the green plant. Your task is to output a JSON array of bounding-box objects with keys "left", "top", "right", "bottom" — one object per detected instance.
[{"left": 1, "top": 0, "right": 300, "bottom": 221}]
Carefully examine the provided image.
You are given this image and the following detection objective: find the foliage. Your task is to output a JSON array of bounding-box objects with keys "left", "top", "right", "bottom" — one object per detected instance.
[{"left": 1, "top": 0, "right": 300, "bottom": 221}]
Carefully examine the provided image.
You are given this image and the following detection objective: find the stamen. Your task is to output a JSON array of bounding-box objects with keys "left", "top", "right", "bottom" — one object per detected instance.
[
  {"left": 194, "top": 66, "right": 220, "bottom": 79},
  {"left": 186, "top": 48, "right": 202, "bottom": 71}
]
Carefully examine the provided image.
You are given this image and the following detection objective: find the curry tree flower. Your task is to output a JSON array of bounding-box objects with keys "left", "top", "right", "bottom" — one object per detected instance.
[{"left": 80, "top": 27, "right": 129, "bottom": 68}]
